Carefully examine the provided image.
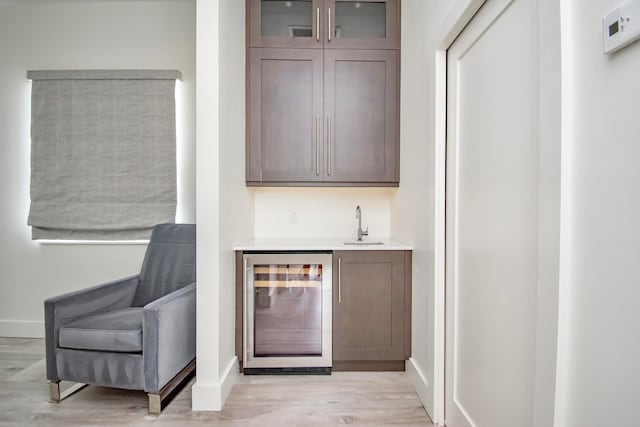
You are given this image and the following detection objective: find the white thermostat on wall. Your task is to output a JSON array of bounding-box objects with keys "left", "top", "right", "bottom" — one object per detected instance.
[{"left": 604, "top": 0, "right": 640, "bottom": 54}]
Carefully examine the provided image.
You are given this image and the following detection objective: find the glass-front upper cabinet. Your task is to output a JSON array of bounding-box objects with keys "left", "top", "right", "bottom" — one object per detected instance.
[
  {"left": 248, "top": 0, "right": 325, "bottom": 48},
  {"left": 247, "top": 0, "right": 399, "bottom": 49},
  {"left": 326, "top": 0, "right": 399, "bottom": 49}
]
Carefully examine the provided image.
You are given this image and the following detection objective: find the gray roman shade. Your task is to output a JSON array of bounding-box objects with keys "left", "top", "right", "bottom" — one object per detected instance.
[{"left": 27, "top": 70, "right": 182, "bottom": 240}]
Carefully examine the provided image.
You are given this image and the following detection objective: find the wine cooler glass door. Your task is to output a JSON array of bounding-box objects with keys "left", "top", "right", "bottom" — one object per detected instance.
[{"left": 244, "top": 253, "right": 332, "bottom": 368}]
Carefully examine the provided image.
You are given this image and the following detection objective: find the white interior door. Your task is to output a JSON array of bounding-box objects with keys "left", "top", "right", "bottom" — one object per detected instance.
[{"left": 445, "top": 0, "right": 539, "bottom": 426}]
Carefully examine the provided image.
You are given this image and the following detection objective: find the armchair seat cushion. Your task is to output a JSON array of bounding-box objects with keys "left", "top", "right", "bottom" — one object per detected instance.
[{"left": 59, "top": 308, "right": 143, "bottom": 353}]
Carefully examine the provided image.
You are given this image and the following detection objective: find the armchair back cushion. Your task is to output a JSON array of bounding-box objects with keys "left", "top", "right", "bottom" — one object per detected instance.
[{"left": 132, "top": 223, "right": 196, "bottom": 307}]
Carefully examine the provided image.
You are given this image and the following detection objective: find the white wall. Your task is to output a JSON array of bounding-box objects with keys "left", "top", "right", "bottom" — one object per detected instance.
[
  {"left": 533, "top": 1, "right": 562, "bottom": 426},
  {"left": 193, "top": 0, "right": 222, "bottom": 411},
  {"left": 555, "top": 0, "right": 640, "bottom": 425},
  {"left": 192, "top": 0, "right": 254, "bottom": 411},
  {"left": 254, "top": 188, "right": 393, "bottom": 239},
  {"left": 217, "top": 0, "right": 254, "bottom": 405},
  {"left": 390, "top": 0, "right": 436, "bottom": 418},
  {"left": 0, "top": 0, "right": 196, "bottom": 338}
]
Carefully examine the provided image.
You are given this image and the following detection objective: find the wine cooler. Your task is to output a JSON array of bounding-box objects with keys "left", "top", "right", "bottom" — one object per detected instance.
[{"left": 243, "top": 252, "right": 332, "bottom": 372}]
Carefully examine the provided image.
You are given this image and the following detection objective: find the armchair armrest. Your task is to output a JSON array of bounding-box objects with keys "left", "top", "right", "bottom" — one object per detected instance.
[
  {"left": 44, "top": 275, "right": 140, "bottom": 382},
  {"left": 142, "top": 282, "right": 196, "bottom": 394}
]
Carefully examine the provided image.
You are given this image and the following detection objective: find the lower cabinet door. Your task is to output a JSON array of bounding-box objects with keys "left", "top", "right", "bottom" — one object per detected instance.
[{"left": 332, "top": 250, "right": 407, "bottom": 364}]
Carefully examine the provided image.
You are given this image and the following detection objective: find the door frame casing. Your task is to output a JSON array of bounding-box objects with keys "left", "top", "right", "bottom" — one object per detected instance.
[{"left": 433, "top": 4, "right": 486, "bottom": 424}]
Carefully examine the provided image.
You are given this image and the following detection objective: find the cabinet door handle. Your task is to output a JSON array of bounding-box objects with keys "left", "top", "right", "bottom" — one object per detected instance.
[
  {"left": 327, "top": 116, "right": 332, "bottom": 175},
  {"left": 328, "top": 7, "right": 332, "bottom": 42},
  {"left": 316, "top": 7, "right": 320, "bottom": 42},
  {"left": 338, "top": 256, "right": 342, "bottom": 303},
  {"left": 315, "top": 115, "right": 320, "bottom": 175}
]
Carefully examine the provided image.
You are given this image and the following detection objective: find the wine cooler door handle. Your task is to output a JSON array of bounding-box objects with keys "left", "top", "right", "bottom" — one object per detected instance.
[
  {"left": 327, "top": 116, "right": 332, "bottom": 176},
  {"left": 243, "top": 258, "right": 250, "bottom": 362},
  {"left": 338, "top": 256, "right": 342, "bottom": 303},
  {"left": 315, "top": 116, "right": 320, "bottom": 176}
]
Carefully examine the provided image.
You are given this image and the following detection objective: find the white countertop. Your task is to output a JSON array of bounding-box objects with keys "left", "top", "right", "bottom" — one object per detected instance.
[{"left": 234, "top": 237, "right": 413, "bottom": 251}]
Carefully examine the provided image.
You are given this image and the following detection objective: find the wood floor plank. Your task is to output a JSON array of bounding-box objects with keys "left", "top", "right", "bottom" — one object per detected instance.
[{"left": 0, "top": 338, "right": 434, "bottom": 426}]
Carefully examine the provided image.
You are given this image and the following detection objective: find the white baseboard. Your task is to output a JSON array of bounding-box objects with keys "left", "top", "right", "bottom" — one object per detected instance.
[
  {"left": 191, "top": 356, "right": 238, "bottom": 411},
  {"left": 406, "top": 358, "right": 436, "bottom": 423},
  {"left": 0, "top": 320, "right": 45, "bottom": 338},
  {"left": 219, "top": 356, "right": 238, "bottom": 405}
]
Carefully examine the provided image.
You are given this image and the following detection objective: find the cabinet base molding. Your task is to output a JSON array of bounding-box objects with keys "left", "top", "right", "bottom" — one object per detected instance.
[
  {"left": 332, "top": 360, "right": 405, "bottom": 372},
  {"left": 239, "top": 361, "right": 404, "bottom": 372}
]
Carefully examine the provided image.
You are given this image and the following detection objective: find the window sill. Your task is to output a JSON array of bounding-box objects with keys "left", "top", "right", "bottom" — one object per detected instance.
[{"left": 37, "top": 240, "right": 150, "bottom": 245}]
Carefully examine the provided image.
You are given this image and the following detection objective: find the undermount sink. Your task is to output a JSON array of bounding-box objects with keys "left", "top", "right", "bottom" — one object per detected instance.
[{"left": 343, "top": 241, "right": 385, "bottom": 246}]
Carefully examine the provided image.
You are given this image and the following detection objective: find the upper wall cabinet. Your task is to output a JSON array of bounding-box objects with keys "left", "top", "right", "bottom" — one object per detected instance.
[
  {"left": 246, "top": 48, "right": 398, "bottom": 185},
  {"left": 246, "top": 0, "right": 400, "bottom": 187},
  {"left": 246, "top": 48, "right": 325, "bottom": 183},
  {"left": 248, "top": 0, "right": 400, "bottom": 50},
  {"left": 323, "top": 49, "right": 399, "bottom": 183}
]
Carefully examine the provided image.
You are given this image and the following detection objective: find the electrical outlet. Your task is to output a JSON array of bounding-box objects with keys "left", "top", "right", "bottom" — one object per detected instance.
[{"left": 288, "top": 209, "right": 298, "bottom": 225}]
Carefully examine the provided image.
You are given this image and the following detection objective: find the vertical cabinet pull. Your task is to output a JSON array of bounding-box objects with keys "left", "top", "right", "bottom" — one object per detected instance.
[
  {"left": 327, "top": 116, "right": 332, "bottom": 175},
  {"left": 316, "top": 8, "right": 320, "bottom": 42},
  {"left": 338, "top": 257, "right": 342, "bottom": 303},
  {"left": 315, "top": 115, "right": 320, "bottom": 175},
  {"left": 328, "top": 8, "right": 332, "bottom": 42}
]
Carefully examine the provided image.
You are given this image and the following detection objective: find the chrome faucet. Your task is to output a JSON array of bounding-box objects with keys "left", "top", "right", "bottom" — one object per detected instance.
[{"left": 355, "top": 205, "right": 368, "bottom": 241}]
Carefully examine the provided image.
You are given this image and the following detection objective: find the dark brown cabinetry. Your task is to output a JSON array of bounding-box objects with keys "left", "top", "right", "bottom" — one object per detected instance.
[
  {"left": 324, "top": 49, "right": 398, "bottom": 183},
  {"left": 247, "top": 48, "right": 398, "bottom": 185},
  {"left": 235, "top": 249, "right": 412, "bottom": 371},
  {"left": 246, "top": 48, "right": 324, "bottom": 183},
  {"left": 248, "top": 0, "right": 400, "bottom": 50},
  {"left": 246, "top": 0, "right": 400, "bottom": 187},
  {"left": 332, "top": 250, "right": 411, "bottom": 370}
]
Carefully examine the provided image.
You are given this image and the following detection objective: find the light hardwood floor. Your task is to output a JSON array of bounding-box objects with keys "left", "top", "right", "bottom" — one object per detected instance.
[{"left": 0, "top": 338, "right": 434, "bottom": 426}]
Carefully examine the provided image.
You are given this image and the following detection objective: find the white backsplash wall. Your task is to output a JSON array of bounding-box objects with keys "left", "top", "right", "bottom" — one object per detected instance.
[{"left": 253, "top": 187, "right": 394, "bottom": 239}]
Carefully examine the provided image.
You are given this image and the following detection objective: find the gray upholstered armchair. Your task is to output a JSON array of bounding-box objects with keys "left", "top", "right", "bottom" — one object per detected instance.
[{"left": 44, "top": 223, "right": 196, "bottom": 414}]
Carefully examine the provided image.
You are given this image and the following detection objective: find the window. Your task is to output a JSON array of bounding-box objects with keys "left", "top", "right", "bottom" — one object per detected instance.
[{"left": 27, "top": 70, "right": 181, "bottom": 240}]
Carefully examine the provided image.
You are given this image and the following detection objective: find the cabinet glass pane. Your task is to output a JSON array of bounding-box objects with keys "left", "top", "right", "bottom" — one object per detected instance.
[
  {"left": 254, "top": 264, "right": 322, "bottom": 356},
  {"left": 335, "top": 1, "right": 386, "bottom": 39},
  {"left": 262, "top": 0, "right": 313, "bottom": 38}
]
